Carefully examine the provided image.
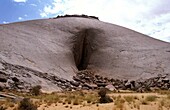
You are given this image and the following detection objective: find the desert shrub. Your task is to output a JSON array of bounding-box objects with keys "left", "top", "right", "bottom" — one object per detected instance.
[
  {"left": 160, "top": 99, "right": 165, "bottom": 107},
  {"left": 124, "top": 96, "right": 135, "bottom": 103},
  {"left": 73, "top": 99, "right": 79, "bottom": 105},
  {"left": 18, "top": 98, "right": 37, "bottom": 110},
  {"left": 43, "top": 94, "right": 60, "bottom": 104},
  {"left": 167, "top": 94, "right": 170, "bottom": 99},
  {"left": 145, "top": 95, "right": 157, "bottom": 102},
  {"left": 87, "top": 100, "right": 91, "bottom": 103},
  {"left": 141, "top": 100, "right": 148, "bottom": 105},
  {"left": 85, "top": 93, "right": 98, "bottom": 104},
  {"left": 99, "top": 95, "right": 113, "bottom": 103},
  {"left": 157, "top": 90, "right": 170, "bottom": 95},
  {"left": 8, "top": 102, "right": 15, "bottom": 108},
  {"left": 98, "top": 88, "right": 107, "bottom": 97},
  {"left": 31, "top": 85, "right": 41, "bottom": 96},
  {"left": 65, "top": 98, "right": 72, "bottom": 104},
  {"left": 98, "top": 88, "right": 113, "bottom": 103},
  {"left": 114, "top": 97, "right": 125, "bottom": 109},
  {"left": 141, "top": 95, "right": 144, "bottom": 98},
  {"left": 0, "top": 106, "right": 6, "bottom": 110},
  {"left": 112, "top": 96, "right": 117, "bottom": 100},
  {"left": 160, "top": 99, "right": 170, "bottom": 108}
]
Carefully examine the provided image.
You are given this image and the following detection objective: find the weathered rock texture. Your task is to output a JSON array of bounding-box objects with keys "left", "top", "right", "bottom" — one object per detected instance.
[{"left": 0, "top": 15, "right": 170, "bottom": 91}]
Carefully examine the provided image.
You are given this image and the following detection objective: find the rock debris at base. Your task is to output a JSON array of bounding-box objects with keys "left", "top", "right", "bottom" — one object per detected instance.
[{"left": 0, "top": 61, "right": 169, "bottom": 92}]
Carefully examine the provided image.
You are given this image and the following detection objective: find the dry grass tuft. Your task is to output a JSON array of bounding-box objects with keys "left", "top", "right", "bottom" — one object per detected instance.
[
  {"left": 73, "top": 99, "right": 79, "bottom": 105},
  {"left": 0, "top": 106, "right": 6, "bottom": 110},
  {"left": 145, "top": 95, "right": 157, "bottom": 102},
  {"left": 124, "top": 96, "right": 135, "bottom": 104},
  {"left": 114, "top": 96, "right": 125, "bottom": 109},
  {"left": 141, "top": 100, "right": 148, "bottom": 105}
]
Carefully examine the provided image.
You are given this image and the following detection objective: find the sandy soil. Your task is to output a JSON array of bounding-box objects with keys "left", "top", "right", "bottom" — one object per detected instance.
[{"left": 36, "top": 93, "right": 169, "bottom": 110}]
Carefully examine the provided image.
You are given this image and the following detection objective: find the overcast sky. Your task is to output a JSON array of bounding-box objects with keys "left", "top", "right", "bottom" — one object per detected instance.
[{"left": 0, "top": 0, "right": 170, "bottom": 43}]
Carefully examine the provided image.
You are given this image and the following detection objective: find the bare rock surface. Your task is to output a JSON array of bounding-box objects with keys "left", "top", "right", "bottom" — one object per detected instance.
[{"left": 0, "top": 15, "right": 170, "bottom": 92}]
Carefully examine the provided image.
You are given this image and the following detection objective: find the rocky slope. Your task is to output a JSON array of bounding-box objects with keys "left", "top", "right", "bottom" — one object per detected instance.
[{"left": 0, "top": 15, "right": 170, "bottom": 92}]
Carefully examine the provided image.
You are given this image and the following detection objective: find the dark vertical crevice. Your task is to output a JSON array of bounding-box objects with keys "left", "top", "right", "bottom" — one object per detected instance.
[
  {"left": 78, "top": 30, "right": 88, "bottom": 70},
  {"left": 73, "top": 29, "right": 92, "bottom": 70}
]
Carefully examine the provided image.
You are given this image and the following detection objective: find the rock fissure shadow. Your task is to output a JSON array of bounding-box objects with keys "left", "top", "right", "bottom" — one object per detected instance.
[{"left": 73, "top": 29, "right": 100, "bottom": 71}]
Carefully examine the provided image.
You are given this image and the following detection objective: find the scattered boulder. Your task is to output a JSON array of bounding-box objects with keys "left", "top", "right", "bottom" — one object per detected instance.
[
  {"left": 73, "top": 76, "right": 83, "bottom": 82},
  {"left": 0, "top": 63, "right": 5, "bottom": 70},
  {"left": 70, "top": 70, "right": 170, "bottom": 92},
  {"left": 82, "top": 83, "right": 93, "bottom": 89},
  {"left": 0, "top": 74, "right": 7, "bottom": 83},
  {"left": 105, "top": 84, "right": 116, "bottom": 91},
  {"left": 70, "top": 81, "right": 80, "bottom": 87},
  {"left": 0, "top": 61, "right": 170, "bottom": 92},
  {"left": 88, "top": 84, "right": 98, "bottom": 89},
  {"left": 0, "top": 86, "right": 3, "bottom": 91},
  {"left": 97, "top": 83, "right": 107, "bottom": 87},
  {"left": 125, "top": 81, "right": 131, "bottom": 89},
  {"left": 12, "top": 77, "right": 19, "bottom": 82},
  {"left": 162, "top": 78, "right": 169, "bottom": 83}
]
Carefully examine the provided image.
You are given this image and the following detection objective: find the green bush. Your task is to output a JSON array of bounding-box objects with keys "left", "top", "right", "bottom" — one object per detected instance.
[{"left": 18, "top": 98, "right": 37, "bottom": 110}]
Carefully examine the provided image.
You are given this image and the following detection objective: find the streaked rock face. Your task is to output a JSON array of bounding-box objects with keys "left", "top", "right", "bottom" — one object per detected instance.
[{"left": 0, "top": 16, "right": 170, "bottom": 91}]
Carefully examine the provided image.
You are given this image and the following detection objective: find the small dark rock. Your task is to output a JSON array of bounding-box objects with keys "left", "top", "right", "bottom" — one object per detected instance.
[
  {"left": 95, "top": 80, "right": 104, "bottom": 83},
  {"left": 82, "top": 86, "right": 89, "bottom": 90},
  {"left": 70, "top": 81, "right": 80, "bottom": 87},
  {"left": 90, "top": 84, "right": 98, "bottom": 89},
  {"left": 162, "top": 78, "right": 169, "bottom": 83},
  {"left": 0, "top": 74, "right": 7, "bottom": 82},
  {"left": 12, "top": 77, "right": 19, "bottom": 82},
  {"left": 59, "top": 78, "right": 67, "bottom": 83},
  {"left": 17, "top": 85, "right": 25, "bottom": 89},
  {"left": 73, "top": 76, "right": 81, "bottom": 82},
  {"left": 110, "top": 78, "right": 115, "bottom": 82},
  {"left": 161, "top": 75, "right": 167, "bottom": 78},
  {"left": 161, "top": 83, "right": 169, "bottom": 90},
  {"left": 84, "top": 76, "right": 91, "bottom": 80},
  {"left": 130, "top": 80, "right": 135, "bottom": 87},
  {"left": 97, "top": 83, "right": 107, "bottom": 87},
  {"left": 82, "top": 83, "right": 93, "bottom": 89},
  {"left": 125, "top": 81, "right": 131, "bottom": 89},
  {"left": 0, "top": 86, "right": 3, "bottom": 91},
  {"left": 137, "top": 87, "right": 145, "bottom": 93},
  {"left": 123, "top": 80, "right": 128, "bottom": 83}
]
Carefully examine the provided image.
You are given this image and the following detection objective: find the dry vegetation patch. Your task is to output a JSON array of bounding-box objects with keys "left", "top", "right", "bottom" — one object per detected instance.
[{"left": 1, "top": 90, "right": 170, "bottom": 110}]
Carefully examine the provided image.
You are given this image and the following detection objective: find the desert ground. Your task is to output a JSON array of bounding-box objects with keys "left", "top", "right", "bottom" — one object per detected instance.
[{"left": 1, "top": 90, "right": 170, "bottom": 110}]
